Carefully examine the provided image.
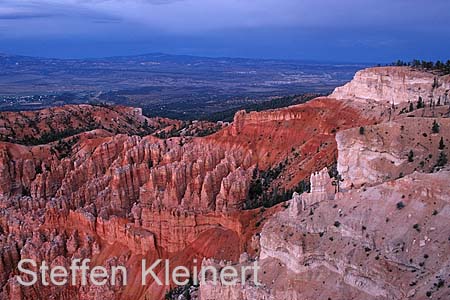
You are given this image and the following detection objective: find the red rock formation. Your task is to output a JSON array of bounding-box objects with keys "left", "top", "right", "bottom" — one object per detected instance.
[
  {"left": 1, "top": 96, "right": 371, "bottom": 299},
  {"left": 196, "top": 67, "right": 450, "bottom": 300},
  {"left": 0, "top": 104, "right": 180, "bottom": 144},
  {"left": 3, "top": 67, "right": 447, "bottom": 300}
]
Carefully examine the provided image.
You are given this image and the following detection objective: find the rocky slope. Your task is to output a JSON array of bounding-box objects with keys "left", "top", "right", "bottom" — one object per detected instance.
[
  {"left": 0, "top": 105, "right": 170, "bottom": 144},
  {"left": 197, "top": 67, "right": 450, "bottom": 300},
  {"left": 201, "top": 168, "right": 450, "bottom": 300},
  {"left": 337, "top": 117, "right": 450, "bottom": 190},
  {"left": 0, "top": 104, "right": 224, "bottom": 146},
  {"left": 0, "top": 66, "right": 449, "bottom": 300}
]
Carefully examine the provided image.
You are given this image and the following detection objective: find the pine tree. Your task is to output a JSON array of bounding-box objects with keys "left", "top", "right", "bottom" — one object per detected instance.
[
  {"left": 359, "top": 126, "right": 365, "bottom": 135},
  {"left": 432, "top": 120, "right": 440, "bottom": 133},
  {"left": 417, "top": 96, "right": 424, "bottom": 109},
  {"left": 408, "top": 150, "right": 414, "bottom": 162},
  {"left": 436, "top": 152, "right": 448, "bottom": 167},
  {"left": 439, "top": 137, "right": 445, "bottom": 150}
]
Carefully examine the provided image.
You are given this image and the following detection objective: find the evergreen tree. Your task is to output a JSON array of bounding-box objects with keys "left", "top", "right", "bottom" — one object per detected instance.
[
  {"left": 417, "top": 96, "right": 424, "bottom": 109},
  {"left": 432, "top": 77, "right": 439, "bottom": 89},
  {"left": 359, "top": 126, "right": 365, "bottom": 135},
  {"left": 436, "top": 152, "right": 448, "bottom": 167},
  {"left": 432, "top": 120, "right": 440, "bottom": 133},
  {"left": 439, "top": 137, "right": 445, "bottom": 150},
  {"left": 408, "top": 150, "right": 414, "bottom": 162}
]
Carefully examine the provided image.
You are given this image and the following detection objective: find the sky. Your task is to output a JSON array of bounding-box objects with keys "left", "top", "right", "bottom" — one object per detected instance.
[{"left": 0, "top": 0, "right": 449, "bottom": 62}]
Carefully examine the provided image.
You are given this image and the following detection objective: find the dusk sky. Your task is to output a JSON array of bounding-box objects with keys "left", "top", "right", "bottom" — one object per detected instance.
[{"left": 0, "top": 0, "right": 449, "bottom": 62}]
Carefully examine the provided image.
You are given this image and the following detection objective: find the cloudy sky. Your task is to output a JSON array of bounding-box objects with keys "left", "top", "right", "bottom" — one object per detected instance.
[{"left": 0, "top": 0, "right": 449, "bottom": 62}]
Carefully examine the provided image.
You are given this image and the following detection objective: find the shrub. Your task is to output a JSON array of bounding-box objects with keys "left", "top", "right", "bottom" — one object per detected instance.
[
  {"left": 436, "top": 279, "right": 445, "bottom": 289},
  {"left": 35, "top": 165, "right": 43, "bottom": 175},
  {"left": 396, "top": 201, "right": 406, "bottom": 210},
  {"left": 408, "top": 150, "right": 414, "bottom": 162},
  {"left": 359, "top": 126, "right": 365, "bottom": 135}
]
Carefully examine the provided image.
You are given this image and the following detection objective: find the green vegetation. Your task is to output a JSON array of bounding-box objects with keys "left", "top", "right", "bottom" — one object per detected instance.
[
  {"left": 417, "top": 96, "right": 425, "bottom": 109},
  {"left": 49, "top": 137, "right": 79, "bottom": 159},
  {"left": 245, "top": 163, "right": 311, "bottom": 210},
  {"left": 154, "top": 121, "right": 222, "bottom": 139},
  {"left": 435, "top": 152, "right": 448, "bottom": 168},
  {"left": 359, "top": 126, "right": 365, "bottom": 135},
  {"left": 439, "top": 137, "right": 445, "bottom": 150},
  {"left": 164, "top": 278, "right": 196, "bottom": 300},
  {"left": 396, "top": 201, "right": 406, "bottom": 210},
  {"left": 21, "top": 127, "right": 92, "bottom": 146},
  {"left": 392, "top": 59, "right": 450, "bottom": 75},
  {"left": 408, "top": 150, "right": 414, "bottom": 162},
  {"left": 432, "top": 120, "right": 440, "bottom": 134},
  {"left": 205, "top": 94, "right": 320, "bottom": 122}
]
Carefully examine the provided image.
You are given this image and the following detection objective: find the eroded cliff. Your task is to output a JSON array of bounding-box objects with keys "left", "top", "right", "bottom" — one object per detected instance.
[
  {"left": 197, "top": 67, "right": 450, "bottom": 300},
  {"left": 1, "top": 66, "right": 449, "bottom": 300}
]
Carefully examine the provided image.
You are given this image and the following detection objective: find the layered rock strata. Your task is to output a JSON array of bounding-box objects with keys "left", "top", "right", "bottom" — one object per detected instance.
[{"left": 1, "top": 67, "right": 449, "bottom": 300}]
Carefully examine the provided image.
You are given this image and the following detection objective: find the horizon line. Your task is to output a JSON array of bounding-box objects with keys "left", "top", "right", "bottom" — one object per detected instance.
[{"left": 0, "top": 51, "right": 378, "bottom": 66}]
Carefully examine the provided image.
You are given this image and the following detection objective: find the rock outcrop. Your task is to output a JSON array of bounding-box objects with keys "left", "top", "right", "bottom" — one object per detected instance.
[
  {"left": 289, "top": 167, "right": 335, "bottom": 216},
  {"left": 0, "top": 104, "right": 178, "bottom": 144},
  {"left": 337, "top": 117, "right": 450, "bottom": 189},
  {"left": 197, "top": 67, "right": 450, "bottom": 300},
  {"left": 331, "top": 67, "right": 450, "bottom": 106},
  {"left": 204, "top": 169, "right": 450, "bottom": 300},
  {"left": 200, "top": 147, "right": 450, "bottom": 300}
]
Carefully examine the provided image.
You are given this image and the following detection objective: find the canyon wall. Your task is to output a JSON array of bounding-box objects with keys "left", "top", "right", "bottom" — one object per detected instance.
[
  {"left": 1, "top": 67, "right": 449, "bottom": 300},
  {"left": 331, "top": 67, "right": 450, "bottom": 106},
  {"left": 201, "top": 169, "right": 450, "bottom": 300},
  {"left": 0, "top": 93, "right": 370, "bottom": 299},
  {"left": 198, "top": 67, "right": 450, "bottom": 300}
]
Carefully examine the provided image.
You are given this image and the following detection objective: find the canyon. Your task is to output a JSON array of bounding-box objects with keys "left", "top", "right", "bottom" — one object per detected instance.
[{"left": 0, "top": 67, "right": 449, "bottom": 300}]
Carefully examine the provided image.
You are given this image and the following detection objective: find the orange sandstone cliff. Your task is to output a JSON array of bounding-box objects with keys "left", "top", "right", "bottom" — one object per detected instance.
[{"left": 0, "top": 67, "right": 449, "bottom": 300}]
